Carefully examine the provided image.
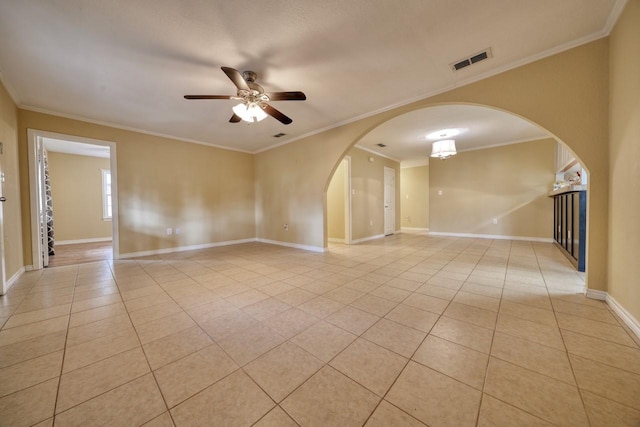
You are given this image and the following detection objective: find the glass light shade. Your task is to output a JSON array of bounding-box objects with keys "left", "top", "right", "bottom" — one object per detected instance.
[
  {"left": 431, "top": 139, "right": 457, "bottom": 159},
  {"left": 232, "top": 102, "right": 267, "bottom": 123}
]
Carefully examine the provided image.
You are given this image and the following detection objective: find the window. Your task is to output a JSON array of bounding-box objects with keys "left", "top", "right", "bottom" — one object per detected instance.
[{"left": 101, "top": 169, "right": 112, "bottom": 220}]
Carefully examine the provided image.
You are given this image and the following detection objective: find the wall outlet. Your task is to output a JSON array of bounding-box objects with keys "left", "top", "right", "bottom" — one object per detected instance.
[
  {"left": 405, "top": 216, "right": 411, "bottom": 222},
  {"left": 492, "top": 219, "right": 498, "bottom": 225},
  {"left": 284, "top": 223, "right": 289, "bottom": 231},
  {"left": 175, "top": 227, "right": 181, "bottom": 235},
  {"left": 438, "top": 190, "right": 443, "bottom": 196},
  {"left": 369, "top": 220, "right": 373, "bottom": 226},
  {"left": 166, "top": 227, "right": 172, "bottom": 235}
]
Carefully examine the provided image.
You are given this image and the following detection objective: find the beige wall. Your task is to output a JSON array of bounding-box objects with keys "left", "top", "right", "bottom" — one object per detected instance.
[
  {"left": 255, "top": 38, "right": 609, "bottom": 292},
  {"left": 327, "top": 158, "right": 346, "bottom": 240},
  {"left": 401, "top": 165, "right": 429, "bottom": 230},
  {"left": 430, "top": 139, "right": 554, "bottom": 238},
  {"left": 0, "top": 80, "right": 23, "bottom": 281},
  {"left": 47, "top": 152, "right": 112, "bottom": 242},
  {"left": 18, "top": 110, "right": 255, "bottom": 260},
  {"left": 3, "top": 29, "right": 626, "bottom": 313},
  {"left": 349, "top": 148, "right": 401, "bottom": 241},
  {"left": 608, "top": 0, "right": 640, "bottom": 321}
]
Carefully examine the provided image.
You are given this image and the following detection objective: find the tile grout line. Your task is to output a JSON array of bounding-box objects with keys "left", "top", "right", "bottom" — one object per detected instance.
[
  {"left": 51, "top": 263, "right": 80, "bottom": 426},
  {"left": 533, "top": 242, "right": 593, "bottom": 427},
  {"left": 359, "top": 237, "right": 486, "bottom": 426}
]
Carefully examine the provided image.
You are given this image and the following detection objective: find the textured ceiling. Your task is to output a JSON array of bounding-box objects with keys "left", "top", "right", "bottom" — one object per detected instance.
[
  {"left": 43, "top": 137, "right": 111, "bottom": 158},
  {"left": 358, "top": 105, "right": 550, "bottom": 163},
  {"left": 0, "top": 0, "right": 623, "bottom": 154}
]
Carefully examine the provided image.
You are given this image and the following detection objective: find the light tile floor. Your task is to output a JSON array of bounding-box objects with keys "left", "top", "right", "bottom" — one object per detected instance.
[{"left": 1, "top": 234, "right": 639, "bottom": 426}]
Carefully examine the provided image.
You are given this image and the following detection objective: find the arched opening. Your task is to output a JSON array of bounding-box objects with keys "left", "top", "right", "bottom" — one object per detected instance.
[{"left": 325, "top": 103, "right": 591, "bottom": 289}]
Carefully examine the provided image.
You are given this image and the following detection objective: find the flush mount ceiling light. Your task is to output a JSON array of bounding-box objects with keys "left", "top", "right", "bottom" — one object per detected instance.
[
  {"left": 426, "top": 128, "right": 464, "bottom": 140},
  {"left": 232, "top": 102, "right": 268, "bottom": 123},
  {"left": 431, "top": 139, "right": 457, "bottom": 160}
]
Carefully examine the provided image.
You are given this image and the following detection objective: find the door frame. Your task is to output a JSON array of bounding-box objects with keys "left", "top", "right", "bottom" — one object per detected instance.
[
  {"left": 27, "top": 129, "right": 119, "bottom": 269},
  {"left": 0, "top": 166, "right": 5, "bottom": 293},
  {"left": 384, "top": 166, "right": 395, "bottom": 236},
  {"left": 344, "top": 156, "right": 352, "bottom": 244}
]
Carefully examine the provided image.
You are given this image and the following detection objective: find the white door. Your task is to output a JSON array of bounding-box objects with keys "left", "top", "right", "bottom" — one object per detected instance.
[
  {"left": 384, "top": 167, "right": 395, "bottom": 236},
  {"left": 0, "top": 159, "right": 6, "bottom": 294}
]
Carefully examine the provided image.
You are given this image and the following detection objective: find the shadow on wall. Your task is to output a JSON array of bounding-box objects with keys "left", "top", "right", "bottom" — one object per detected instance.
[{"left": 428, "top": 139, "right": 556, "bottom": 240}]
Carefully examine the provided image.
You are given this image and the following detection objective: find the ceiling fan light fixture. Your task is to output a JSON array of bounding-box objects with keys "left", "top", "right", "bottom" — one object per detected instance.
[
  {"left": 232, "top": 102, "right": 267, "bottom": 123},
  {"left": 431, "top": 139, "right": 457, "bottom": 159}
]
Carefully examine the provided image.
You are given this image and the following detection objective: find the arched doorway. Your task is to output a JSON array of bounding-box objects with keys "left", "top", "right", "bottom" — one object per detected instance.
[{"left": 325, "top": 103, "right": 591, "bottom": 283}]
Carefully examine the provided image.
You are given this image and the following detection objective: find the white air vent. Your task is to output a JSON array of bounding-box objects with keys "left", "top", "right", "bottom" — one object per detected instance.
[{"left": 450, "top": 48, "right": 492, "bottom": 71}]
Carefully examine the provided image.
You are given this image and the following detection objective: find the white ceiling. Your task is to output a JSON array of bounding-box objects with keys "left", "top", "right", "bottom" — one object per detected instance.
[
  {"left": 358, "top": 105, "right": 550, "bottom": 163},
  {"left": 43, "top": 137, "right": 111, "bottom": 158},
  {"left": 0, "top": 0, "right": 623, "bottom": 155}
]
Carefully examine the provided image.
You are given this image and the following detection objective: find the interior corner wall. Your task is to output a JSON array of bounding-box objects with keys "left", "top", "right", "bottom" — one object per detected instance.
[
  {"left": 327, "top": 159, "right": 346, "bottom": 240},
  {"left": 349, "top": 147, "right": 401, "bottom": 241},
  {"left": 47, "top": 152, "right": 112, "bottom": 242},
  {"left": 429, "top": 139, "right": 555, "bottom": 238},
  {"left": 0, "top": 80, "right": 23, "bottom": 280},
  {"left": 18, "top": 110, "right": 255, "bottom": 261},
  {"left": 400, "top": 165, "right": 429, "bottom": 230},
  {"left": 608, "top": 0, "right": 640, "bottom": 322}
]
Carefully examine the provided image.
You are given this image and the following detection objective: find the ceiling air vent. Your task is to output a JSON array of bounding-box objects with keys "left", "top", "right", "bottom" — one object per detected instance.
[
  {"left": 273, "top": 133, "right": 286, "bottom": 138},
  {"left": 451, "top": 48, "right": 492, "bottom": 71},
  {"left": 376, "top": 143, "right": 387, "bottom": 148}
]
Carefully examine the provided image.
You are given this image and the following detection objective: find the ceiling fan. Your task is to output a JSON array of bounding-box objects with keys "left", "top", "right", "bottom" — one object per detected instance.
[{"left": 184, "top": 67, "right": 306, "bottom": 125}]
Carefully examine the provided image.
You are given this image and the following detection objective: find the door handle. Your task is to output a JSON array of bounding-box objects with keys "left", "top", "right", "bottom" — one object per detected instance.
[{"left": 0, "top": 197, "right": 6, "bottom": 202}]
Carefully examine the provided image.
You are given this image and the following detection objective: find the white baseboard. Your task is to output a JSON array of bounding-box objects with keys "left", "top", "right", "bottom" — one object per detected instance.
[
  {"left": 606, "top": 293, "right": 640, "bottom": 340},
  {"left": 586, "top": 289, "right": 640, "bottom": 340},
  {"left": 119, "top": 238, "right": 256, "bottom": 258},
  {"left": 2, "top": 267, "right": 26, "bottom": 294},
  {"left": 328, "top": 238, "right": 345, "bottom": 243},
  {"left": 428, "top": 231, "right": 553, "bottom": 243},
  {"left": 585, "top": 289, "right": 607, "bottom": 301},
  {"left": 56, "top": 237, "right": 113, "bottom": 246},
  {"left": 401, "top": 227, "right": 429, "bottom": 233},
  {"left": 351, "top": 234, "right": 385, "bottom": 244},
  {"left": 256, "top": 238, "right": 325, "bottom": 253}
]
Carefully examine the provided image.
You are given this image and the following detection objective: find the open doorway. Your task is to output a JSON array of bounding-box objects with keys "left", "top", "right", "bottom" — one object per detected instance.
[
  {"left": 0, "top": 162, "right": 5, "bottom": 293},
  {"left": 28, "top": 130, "right": 118, "bottom": 269},
  {"left": 326, "top": 156, "right": 351, "bottom": 244}
]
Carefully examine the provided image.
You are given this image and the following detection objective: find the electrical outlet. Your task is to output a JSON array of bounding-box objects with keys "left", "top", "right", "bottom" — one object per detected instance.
[
  {"left": 166, "top": 227, "right": 172, "bottom": 235},
  {"left": 175, "top": 227, "right": 181, "bottom": 235},
  {"left": 284, "top": 223, "right": 289, "bottom": 231},
  {"left": 492, "top": 219, "right": 498, "bottom": 225},
  {"left": 438, "top": 190, "right": 443, "bottom": 196},
  {"left": 369, "top": 220, "right": 373, "bottom": 226}
]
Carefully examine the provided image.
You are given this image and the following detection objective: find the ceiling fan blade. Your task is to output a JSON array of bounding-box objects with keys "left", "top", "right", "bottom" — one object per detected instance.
[
  {"left": 264, "top": 104, "right": 293, "bottom": 125},
  {"left": 229, "top": 113, "right": 242, "bottom": 123},
  {"left": 221, "top": 67, "right": 250, "bottom": 91},
  {"left": 184, "top": 95, "right": 232, "bottom": 99},
  {"left": 267, "top": 91, "right": 307, "bottom": 101}
]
